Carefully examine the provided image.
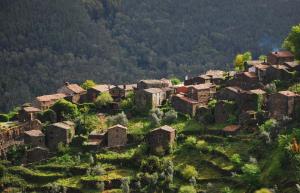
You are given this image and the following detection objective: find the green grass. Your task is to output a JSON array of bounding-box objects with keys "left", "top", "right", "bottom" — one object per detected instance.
[{"left": 170, "top": 118, "right": 204, "bottom": 133}]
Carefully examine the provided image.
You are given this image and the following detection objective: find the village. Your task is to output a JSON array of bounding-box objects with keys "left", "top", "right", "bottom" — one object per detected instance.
[{"left": 1, "top": 50, "right": 300, "bottom": 193}]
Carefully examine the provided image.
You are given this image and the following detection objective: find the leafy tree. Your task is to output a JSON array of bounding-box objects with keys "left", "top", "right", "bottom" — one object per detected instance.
[
  {"left": 163, "top": 110, "right": 178, "bottom": 124},
  {"left": 0, "top": 114, "right": 9, "bottom": 122},
  {"left": 51, "top": 99, "right": 79, "bottom": 121},
  {"left": 107, "top": 112, "right": 128, "bottom": 126},
  {"left": 42, "top": 109, "right": 57, "bottom": 123},
  {"left": 181, "top": 165, "right": 198, "bottom": 180},
  {"left": 234, "top": 51, "right": 252, "bottom": 71},
  {"left": 184, "top": 136, "right": 197, "bottom": 148},
  {"left": 149, "top": 113, "right": 161, "bottom": 127},
  {"left": 230, "top": 153, "right": 242, "bottom": 167},
  {"left": 259, "top": 55, "right": 267, "bottom": 61},
  {"left": 120, "top": 92, "right": 135, "bottom": 112},
  {"left": 81, "top": 80, "right": 96, "bottom": 90},
  {"left": 76, "top": 114, "right": 100, "bottom": 135},
  {"left": 170, "top": 77, "right": 181, "bottom": 85},
  {"left": 283, "top": 24, "right": 300, "bottom": 59},
  {"left": 95, "top": 92, "right": 113, "bottom": 107},
  {"left": 179, "top": 185, "right": 197, "bottom": 193}
]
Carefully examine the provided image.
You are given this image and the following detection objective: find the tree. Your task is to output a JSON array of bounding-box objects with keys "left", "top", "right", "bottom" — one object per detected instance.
[
  {"left": 240, "top": 163, "right": 261, "bottom": 188},
  {"left": 259, "top": 55, "right": 267, "bottom": 61},
  {"left": 107, "top": 112, "right": 128, "bottom": 126},
  {"left": 81, "top": 80, "right": 96, "bottom": 90},
  {"left": 95, "top": 92, "right": 113, "bottom": 107},
  {"left": 170, "top": 77, "right": 181, "bottom": 85},
  {"left": 42, "top": 109, "right": 57, "bottom": 123},
  {"left": 0, "top": 114, "right": 9, "bottom": 122},
  {"left": 51, "top": 99, "right": 79, "bottom": 121},
  {"left": 163, "top": 110, "right": 178, "bottom": 124},
  {"left": 76, "top": 114, "right": 100, "bottom": 135},
  {"left": 179, "top": 185, "right": 197, "bottom": 193},
  {"left": 234, "top": 51, "right": 252, "bottom": 71},
  {"left": 121, "top": 177, "right": 130, "bottom": 193},
  {"left": 283, "top": 24, "right": 300, "bottom": 59}
]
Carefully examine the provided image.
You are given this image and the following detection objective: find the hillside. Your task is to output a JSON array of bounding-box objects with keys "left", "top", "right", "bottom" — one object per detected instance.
[{"left": 1, "top": 0, "right": 300, "bottom": 111}]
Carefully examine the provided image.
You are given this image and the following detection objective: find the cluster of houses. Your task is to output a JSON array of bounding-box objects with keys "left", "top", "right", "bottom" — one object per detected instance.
[{"left": 0, "top": 50, "right": 300, "bottom": 162}]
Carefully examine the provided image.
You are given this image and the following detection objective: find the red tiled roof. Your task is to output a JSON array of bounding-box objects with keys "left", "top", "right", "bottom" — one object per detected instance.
[
  {"left": 24, "top": 130, "right": 44, "bottom": 137},
  {"left": 270, "top": 51, "right": 294, "bottom": 58},
  {"left": 223, "top": 125, "right": 241, "bottom": 132},
  {"left": 36, "top": 93, "right": 66, "bottom": 102},
  {"left": 66, "top": 84, "right": 86, "bottom": 94}
]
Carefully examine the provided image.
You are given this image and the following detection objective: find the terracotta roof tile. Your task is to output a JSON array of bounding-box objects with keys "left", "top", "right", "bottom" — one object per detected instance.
[
  {"left": 24, "top": 130, "right": 44, "bottom": 137},
  {"left": 23, "top": 107, "right": 41, "bottom": 113},
  {"left": 152, "top": 125, "right": 175, "bottom": 133},
  {"left": 279, "top": 91, "right": 298, "bottom": 97},
  {"left": 270, "top": 51, "right": 294, "bottom": 58}
]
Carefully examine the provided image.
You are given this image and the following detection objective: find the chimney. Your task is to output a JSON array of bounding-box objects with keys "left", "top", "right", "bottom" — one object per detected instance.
[{"left": 64, "top": 82, "right": 70, "bottom": 86}]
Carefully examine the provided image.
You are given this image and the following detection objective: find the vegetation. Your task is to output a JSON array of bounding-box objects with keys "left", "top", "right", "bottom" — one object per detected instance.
[
  {"left": 283, "top": 23, "right": 300, "bottom": 59},
  {"left": 1, "top": 0, "right": 300, "bottom": 112},
  {"left": 95, "top": 92, "right": 113, "bottom": 108}
]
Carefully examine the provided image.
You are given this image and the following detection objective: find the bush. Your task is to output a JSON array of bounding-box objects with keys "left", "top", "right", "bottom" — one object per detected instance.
[
  {"left": 141, "top": 156, "right": 162, "bottom": 173},
  {"left": 81, "top": 80, "right": 96, "bottom": 90},
  {"left": 95, "top": 91, "right": 113, "bottom": 108},
  {"left": 42, "top": 109, "right": 57, "bottom": 123},
  {"left": 240, "top": 163, "right": 261, "bottom": 187},
  {"left": 0, "top": 164, "right": 6, "bottom": 178},
  {"left": 196, "top": 140, "right": 207, "bottom": 150},
  {"left": 107, "top": 112, "right": 128, "bottom": 126},
  {"left": 179, "top": 185, "right": 196, "bottom": 193},
  {"left": 181, "top": 165, "right": 198, "bottom": 180},
  {"left": 76, "top": 114, "right": 101, "bottom": 135},
  {"left": 184, "top": 136, "right": 197, "bottom": 148},
  {"left": 149, "top": 113, "right": 161, "bottom": 127},
  {"left": 230, "top": 154, "right": 242, "bottom": 167},
  {"left": 163, "top": 110, "right": 178, "bottom": 124},
  {"left": 170, "top": 77, "right": 181, "bottom": 85},
  {"left": 0, "top": 114, "right": 9, "bottom": 122},
  {"left": 51, "top": 99, "right": 79, "bottom": 121}
]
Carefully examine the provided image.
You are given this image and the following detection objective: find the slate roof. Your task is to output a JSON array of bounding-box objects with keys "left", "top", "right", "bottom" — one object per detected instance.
[
  {"left": 108, "top": 124, "right": 128, "bottom": 130},
  {"left": 223, "top": 125, "right": 241, "bottom": 132},
  {"left": 279, "top": 91, "right": 298, "bottom": 97},
  {"left": 66, "top": 84, "right": 86, "bottom": 94},
  {"left": 91, "top": 84, "right": 111, "bottom": 92},
  {"left": 24, "top": 130, "right": 44, "bottom": 137},
  {"left": 270, "top": 51, "right": 294, "bottom": 58},
  {"left": 189, "top": 83, "right": 214, "bottom": 90},
  {"left": 36, "top": 93, "right": 66, "bottom": 102},
  {"left": 23, "top": 107, "right": 41, "bottom": 113},
  {"left": 152, "top": 125, "right": 175, "bottom": 133},
  {"left": 144, "top": 88, "right": 164, "bottom": 94}
]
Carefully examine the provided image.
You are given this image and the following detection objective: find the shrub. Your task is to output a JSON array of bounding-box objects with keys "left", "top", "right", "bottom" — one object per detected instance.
[
  {"left": 51, "top": 99, "right": 79, "bottom": 121},
  {"left": 230, "top": 154, "right": 242, "bottom": 167},
  {"left": 151, "top": 108, "right": 164, "bottom": 119},
  {"left": 121, "top": 177, "right": 130, "bottom": 193},
  {"left": 163, "top": 110, "right": 178, "bottom": 124},
  {"left": 240, "top": 163, "right": 261, "bottom": 187},
  {"left": 181, "top": 165, "right": 198, "bottom": 180},
  {"left": 95, "top": 91, "right": 113, "bottom": 107},
  {"left": 170, "top": 77, "right": 181, "bottom": 85},
  {"left": 149, "top": 113, "right": 161, "bottom": 127},
  {"left": 76, "top": 114, "right": 100, "bottom": 135},
  {"left": 184, "top": 136, "right": 197, "bottom": 148},
  {"left": 196, "top": 140, "right": 207, "bottom": 150},
  {"left": 42, "top": 109, "right": 57, "bottom": 123},
  {"left": 120, "top": 91, "right": 134, "bottom": 112},
  {"left": 179, "top": 185, "right": 196, "bottom": 193},
  {"left": 107, "top": 112, "right": 128, "bottom": 126},
  {"left": 254, "top": 188, "right": 272, "bottom": 193},
  {"left": 141, "top": 156, "right": 162, "bottom": 173},
  {"left": 81, "top": 80, "right": 96, "bottom": 90},
  {"left": 0, "top": 164, "right": 6, "bottom": 178},
  {"left": 0, "top": 114, "right": 9, "bottom": 122}
]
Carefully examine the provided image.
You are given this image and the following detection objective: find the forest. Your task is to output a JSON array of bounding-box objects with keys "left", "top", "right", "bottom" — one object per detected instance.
[{"left": 1, "top": 0, "right": 300, "bottom": 112}]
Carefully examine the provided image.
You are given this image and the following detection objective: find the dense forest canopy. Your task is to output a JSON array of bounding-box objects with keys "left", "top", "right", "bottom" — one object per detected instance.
[{"left": 0, "top": 0, "right": 300, "bottom": 112}]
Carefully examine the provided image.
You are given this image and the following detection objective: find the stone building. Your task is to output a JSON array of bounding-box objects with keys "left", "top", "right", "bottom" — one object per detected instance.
[
  {"left": 205, "top": 70, "right": 226, "bottom": 85},
  {"left": 107, "top": 125, "right": 127, "bottom": 148},
  {"left": 268, "top": 91, "right": 299, "bottom": 120},
  {"left": 24, "top": 130, "right": 45, "bottom": 147},
  {"left": 135, "top": 88, "right": 167, "bottom": 111},
  {"left": 267, "top": 51, "right": 294, "bottom": 65},
  {"left": 227, "top": 72, "right": 261, "bottom": 90},
  {"left": 148, "top": 125, "right": 176, "bottom": 151},
  {"left": 18, "top": 106, "right": 41, "bottom": 123},
  {"left": 137, "top": 79, "right": 171, "bottom": 90},
  {"left": 187, "top": 83, "right": 216, "bottom": 104},
  {"left": 109, "top": 84, "right": 136, "bottom": 101},
  {"left": 214, "top": 100, "right": 237, "bottom": 124},
  {"left": 265, "top": 65, "right": 295, "bottom": 82},
  {"left": 283, "top": 61, "right": 300, "bottom": 72},
  {"left": 184, "top": 75, "right": 211, "bottom": 86},
  {"left": 35, "top": 93, "right": 67, "bottom": 110},
  {"left": 171, "top": 94, "right": 201, "bottom": 117},
  {"left": 26, "top": 146, "right": 49, "bottom": 163},
  {"left": 45, "top": 121, "right": 75, "bottom": 151},
  {"left": 57, "top": 82, "right": 86, "bottom": 103},
  {"left": 86, "top": 130, "right": 106, "bottom": 151},
  {"left": 87, "top": 84, "right": 112, "bottom": 102}
]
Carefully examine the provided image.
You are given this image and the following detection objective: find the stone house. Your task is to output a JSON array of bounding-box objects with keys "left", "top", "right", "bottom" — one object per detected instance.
[
  {"left": 174, "top": 85, "right": 189, "bottom": 95},
  {"left": 57, "top": 82, "right": 86, "bottom": 103},
  {"left": 107, "top": 124, "right": 127, "bottom": 148},
  {"left": 171, "top": 94, "right": 201, "bottom": 116},
  {"left": 214, "top": 100, "right": 237, "bottom": 124},
  {"left": 45, "top": 121, "right": 75, "bottom": 151},
  {"left": 253, "top": 64, "right": 270, "bottom": 82},
  {"left": 205, "top": 70, "right": 225, "bottom": 85},
  {"left": 148, "top": 125, "right": 176, "bottom": 151},
  {"left": 35, "top": 93, "right": 67, "bottom": 110},
  {"left": 217, "top": 87, "right": 259, "bottom": 112},
  {"left": 265, "top": 65, "right": 295, "bottom": 82},
  {"left": 0, "top": 122, "right": 24, "bottom": 158},
  {"left": 137, "top": 79, "right": 171, "bottom": 90},
  {"left": 18, "top": 106, "right": 41, "bottom": 123},
  {"left": 86, "top": 130, "right": 106, "bottom": 151},
  {"left": 109, "top": 84, "right": 136, "bottom": 101},
  {"left": 283, "top": 61, "right": 300, "bottom": 72},
  {"left": 268, "top": 91, "right": 299, "bottom": 120},
  {"left": 26, "top": 146, "right": 49, "bottom": 163},
  {"left": 239, "top": 110, "right": 258, "bottom": 126},
  {"left": 135, "top": 88, "right": 167, "bottom": 111},
  {"left": 267, "top": 51, "right": 294, "bottom": 65},
  {"left": 184, "top": 74, "right": 211, "bottom": 86},
  {"left": 187, "top": 83, "right": 216, "bottom": 105},
  {"left": 24, "top": 130, "right": 45, "bottom": 147},
  {"left": 87, "top": 84, "right": 112, "bottom": 102},
  {"left": 227, "top": 72, "right": 261, "bottom": 90}
]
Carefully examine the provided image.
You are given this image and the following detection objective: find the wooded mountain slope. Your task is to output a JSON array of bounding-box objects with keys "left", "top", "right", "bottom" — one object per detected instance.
[{"left": 1, "top": 0, "right": 300, "bottom": 111}]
